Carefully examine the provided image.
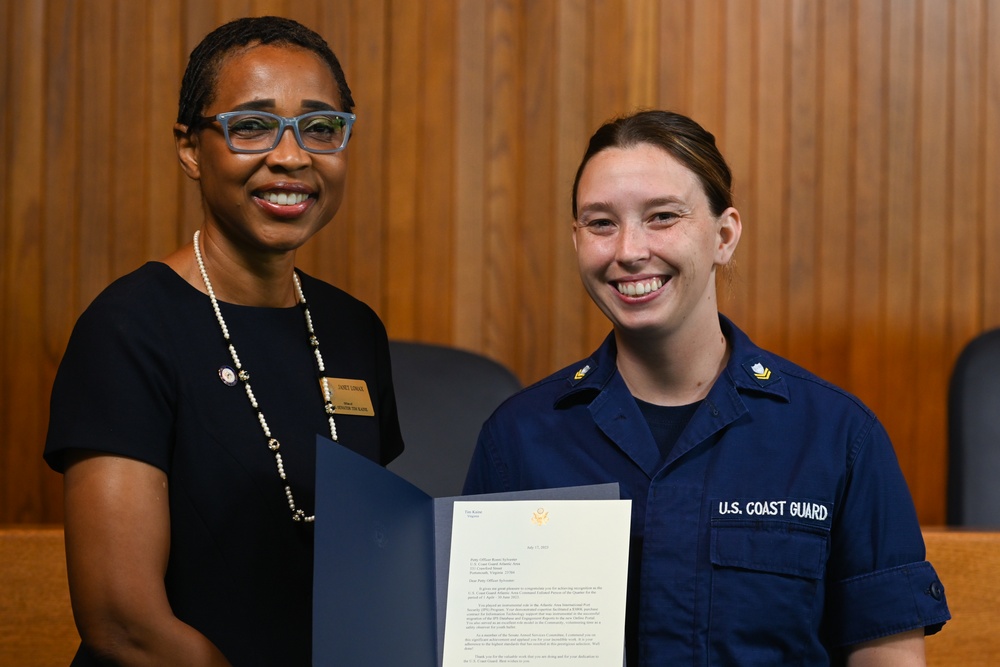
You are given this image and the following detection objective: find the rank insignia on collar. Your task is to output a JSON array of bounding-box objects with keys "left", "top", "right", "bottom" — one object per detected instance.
[
  {"left": 573, "top": 364, "right": 591, "bottom": 381},
  {"left": 742, "top": 359, "right": 779, "bottom": 387}
]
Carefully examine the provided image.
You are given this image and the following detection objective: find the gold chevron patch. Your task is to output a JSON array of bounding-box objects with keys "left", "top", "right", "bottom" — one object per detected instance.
[
  {"left": 743, "top": 360, "right": 778, "bottom": 385},
  {"left": 574, "top": 364, "right": 591, "bottom": 380}
]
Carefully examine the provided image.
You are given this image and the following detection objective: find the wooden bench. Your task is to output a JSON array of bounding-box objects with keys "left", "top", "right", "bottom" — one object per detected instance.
[
  {"left": 923, "top": 528, "right": 1000, "bottom": 666},
  {"left": 0, "top": 525, "right": 995, "bottom": 664},
  {"left": 0, "top": 525, "right": 79, "bottom": 665}
]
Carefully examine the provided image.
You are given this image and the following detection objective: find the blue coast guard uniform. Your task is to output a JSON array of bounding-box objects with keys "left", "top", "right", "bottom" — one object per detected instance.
[{"left": 463, "top": 315, "right": 949, "bottom": 666}]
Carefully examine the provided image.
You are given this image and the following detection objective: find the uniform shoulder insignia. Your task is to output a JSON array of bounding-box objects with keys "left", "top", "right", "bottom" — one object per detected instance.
[
  {"left": 573, "top": 364, "right": 591, "bottom": 381},
  {"left": 742, "top": 358, "right": 780, "bottom": 387}
]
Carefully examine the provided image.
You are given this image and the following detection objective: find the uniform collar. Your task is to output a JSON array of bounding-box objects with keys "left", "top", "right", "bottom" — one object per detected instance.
[
  {"left": 553, "top": 315, "right": 790, "bottom": 408},
  {"left": 719, "top": 314, "right": 790, "bottom": 402},
  {"left": 552, "top": 332, "right": 620, "bottom": 408}
]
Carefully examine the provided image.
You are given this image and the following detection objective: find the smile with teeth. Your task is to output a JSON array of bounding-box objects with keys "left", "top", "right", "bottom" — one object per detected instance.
[
  {"left": 260, "top": 191, "right": 310, "bottom": 205},
  {"left": 616, "top": 277, "right": 664, "bottom": 297}
]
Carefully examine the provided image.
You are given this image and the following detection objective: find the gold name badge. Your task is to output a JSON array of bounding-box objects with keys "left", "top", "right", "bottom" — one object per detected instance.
[{"left": 320, "top": 378, "right": 375, "bottom": 417}]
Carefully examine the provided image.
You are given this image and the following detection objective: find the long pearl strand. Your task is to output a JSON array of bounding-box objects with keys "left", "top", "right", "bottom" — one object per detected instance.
[{"left": 193, "top": 230, "right": 338, "bottom": 522}]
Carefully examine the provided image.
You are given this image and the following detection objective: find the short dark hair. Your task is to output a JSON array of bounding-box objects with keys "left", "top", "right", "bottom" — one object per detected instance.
[
  {"left": 176, "top": 16, "right": 355, "bottom": 127},
  {"left": 571, "top": 110, "right": 733, "bottom": 219}
]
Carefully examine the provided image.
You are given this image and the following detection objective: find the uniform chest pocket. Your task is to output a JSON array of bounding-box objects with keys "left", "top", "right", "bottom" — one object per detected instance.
[
  {"left": 711, "top": 520, "right": 829, "bottom": 579},
  {"left": 707, "top": 521, "right": 830, "bottom": 665}
]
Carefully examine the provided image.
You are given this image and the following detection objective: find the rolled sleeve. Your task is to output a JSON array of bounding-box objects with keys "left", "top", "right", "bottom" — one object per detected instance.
[{"left": 827, "top": 560, "right": 950, "bottom": 646}]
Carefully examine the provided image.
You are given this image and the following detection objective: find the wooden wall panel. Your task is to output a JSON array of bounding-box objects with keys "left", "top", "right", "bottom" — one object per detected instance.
[
  {"left": 42, "top": 0, "right": 80, "bottom": 370},
  {"left": 950, "top": 0, "right": 984, "bottom": 351},
  {"left": 817, "top": 0, "right": 852, "bottom": 389},
  {"left": 850, "top": 0, "right": 888, "bottom": 417},
  {"left": 0, "top": 1, "right": 9, "bottom": 520},
  {"left": 550, "top": 0, "right": 590, "bottom": 370},
  {"left": 984, "top": 2, "right": 1000, "bottom": 330},
  {"left": 318, "top": 1, "right": 390, "bottom": 309},
  {"left": 417, "top": 0, "right": 457, "bottom": 345},
  {"left": 750, "top": 0, "right": 790, "bottom": 354},
  {"left": 147, "top": 1, "right": 187, "bottom": 258},
  {"left": 3, "top": 0, "right": 999, "bottom": 526},
  {"left": 4, "top": 1, "right": 50, "bottom": 522},
  {"left": 384, "top": 0, "right": 422, "bottom": 341},
  {"left": 914, "top": 0, "right": 952, "bottom": 524},
  {"left": 885, "top": 0, "right": 921, "bottom": 489},
  {"left": 718, "top": 0, "right": 755, "bottom": 331},
  {"left": 454, "top": 0, "right": 488, "bottom": 351},
  {"left": 38, "top": 0, "right": 81, "bottom": 522},
  {"left": 520, "top": 0, "right": 557, "bottom": 382},
  {"left": 787, "top": 0, "right": 820, "bottom": 368},
  {"left": 484, "top": 0, "right": 523, "bottom": 366}
]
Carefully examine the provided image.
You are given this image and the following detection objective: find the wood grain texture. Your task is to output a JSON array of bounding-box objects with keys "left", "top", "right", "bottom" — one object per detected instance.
[
  {"left": 850, "top": 0, "right": 888, "bottom": 418},
  {"left": 923, "top": 529, "right": 1000, "bottom": 666},
  {"left": 5, "top": 525, "right": 995, "bottom": 665},
  {"left": 4, "top": 0, "right": 49, "bottom": 523},
  {"left": 0, "top": 526, "right": 79, "bottom": 666},
  {"left": 3, "top": 0, "right": 999, "bottom": 525}
]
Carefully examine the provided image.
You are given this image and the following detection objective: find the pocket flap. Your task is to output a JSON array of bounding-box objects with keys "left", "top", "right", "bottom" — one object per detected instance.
[{"left": 711, "top": 522, "right": 828, "bottom": 579}]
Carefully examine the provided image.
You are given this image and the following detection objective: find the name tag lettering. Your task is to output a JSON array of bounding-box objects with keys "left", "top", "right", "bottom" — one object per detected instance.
[
  {"left": 715, "top": 499, "right": 830, "bottom": 523},
  {"left": 320, "top": 377, "right": 376, "bottom": 417}
]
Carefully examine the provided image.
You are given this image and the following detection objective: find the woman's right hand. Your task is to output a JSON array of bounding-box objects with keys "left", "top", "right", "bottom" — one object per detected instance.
[{"left": 63, "top": 452, "right": 231, "bottom": 666}]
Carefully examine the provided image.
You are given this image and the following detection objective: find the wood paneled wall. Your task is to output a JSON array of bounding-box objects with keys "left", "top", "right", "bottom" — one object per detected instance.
[{"left": 3, "top": 0, "right": 998, "bottom": 524}]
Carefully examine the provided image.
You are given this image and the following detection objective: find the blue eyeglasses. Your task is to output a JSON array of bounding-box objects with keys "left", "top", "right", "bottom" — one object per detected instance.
[{"left": 196, "top": 110, "right": 356, "bottom": 154}]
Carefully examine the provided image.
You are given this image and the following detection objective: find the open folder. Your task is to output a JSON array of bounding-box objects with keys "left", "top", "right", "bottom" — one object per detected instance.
[{"left": 312, "top": 435, "right": 631, "bottom": 667}]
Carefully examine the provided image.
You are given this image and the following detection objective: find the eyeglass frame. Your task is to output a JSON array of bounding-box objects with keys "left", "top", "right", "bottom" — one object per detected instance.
[{"left": 191, "top": 110, "right": 357, "bottom": 154}]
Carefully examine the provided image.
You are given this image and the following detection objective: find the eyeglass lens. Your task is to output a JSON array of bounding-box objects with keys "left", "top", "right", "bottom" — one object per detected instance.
[{"left": 222, "top": 111, "right": 350, "bottom": 153}]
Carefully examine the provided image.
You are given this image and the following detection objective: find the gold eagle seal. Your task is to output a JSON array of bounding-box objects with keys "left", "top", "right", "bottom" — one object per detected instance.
[{"left": 531, "top": 507, "right": 549, "bottom": 526}]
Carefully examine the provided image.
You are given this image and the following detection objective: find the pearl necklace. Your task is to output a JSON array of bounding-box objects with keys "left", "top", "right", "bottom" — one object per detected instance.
[{"left": 193, "top": 230, "right": 338, "bottom": 522}]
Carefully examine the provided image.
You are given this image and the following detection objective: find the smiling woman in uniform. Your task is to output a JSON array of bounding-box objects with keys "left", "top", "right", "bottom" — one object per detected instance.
[
  {"left": 464, "top": 110, "right": 950, "bottom": 666},
  {"left": 44, "top": 16, "right": 403, "bottom": 666}
]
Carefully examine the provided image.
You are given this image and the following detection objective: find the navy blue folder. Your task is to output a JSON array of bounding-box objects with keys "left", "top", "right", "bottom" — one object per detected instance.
[{"left": 312, "top": 435, "right": 619, "bottom": 667}]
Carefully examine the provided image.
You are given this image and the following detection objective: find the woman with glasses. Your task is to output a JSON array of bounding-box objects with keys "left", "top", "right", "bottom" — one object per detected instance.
[
  {"left": 463, "top": 110, "right": 950, "bottom": 665},
  {"left": 44, "top": 16, "right": 403, "bottom": 666}
]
